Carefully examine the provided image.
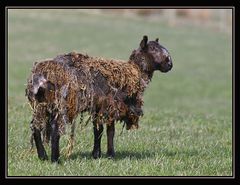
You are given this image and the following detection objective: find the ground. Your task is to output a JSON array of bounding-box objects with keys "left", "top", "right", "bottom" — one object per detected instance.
[{"left": 7, "top": 9, "right": 232, "bottom": 176}]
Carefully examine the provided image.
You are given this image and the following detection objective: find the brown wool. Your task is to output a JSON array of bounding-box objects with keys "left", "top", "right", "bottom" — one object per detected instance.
[{"left": 26, "top": 52, "right": 146, "bottom": 136}]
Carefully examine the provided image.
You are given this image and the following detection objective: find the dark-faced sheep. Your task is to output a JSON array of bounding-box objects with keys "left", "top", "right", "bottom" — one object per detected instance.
[{"left": 25, "top": 35, "right": 173, "bottom": 162}]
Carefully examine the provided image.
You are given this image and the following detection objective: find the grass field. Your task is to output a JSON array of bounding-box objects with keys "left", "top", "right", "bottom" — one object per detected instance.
[{"left": 7, "top": 9, "right": 232, "bottom": 176}]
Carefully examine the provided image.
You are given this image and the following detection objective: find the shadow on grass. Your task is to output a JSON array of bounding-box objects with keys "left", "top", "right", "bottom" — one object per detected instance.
[
  {"left": 66, "top": 148, "right": 200, "bottom": 161},
  {"left": 114, "top": 150, "right": 155, "bottom": 160},
  {"left": 66, "top": 150, "right": 155, "bottom": 161},
  {"left": 160, "top": 148, "right": 200, "bottom": 157}
]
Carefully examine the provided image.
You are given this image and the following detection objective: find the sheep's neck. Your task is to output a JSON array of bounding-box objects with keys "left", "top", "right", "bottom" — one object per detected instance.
[
  {"left": 128, "top": 61, "right": 154, "bottom": 92},
  {"left": 129, "top": 59, "right": 154, "bottom": 81}
]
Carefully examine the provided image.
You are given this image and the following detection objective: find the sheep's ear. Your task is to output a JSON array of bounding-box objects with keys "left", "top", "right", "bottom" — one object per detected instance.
[
  {"left": 155, "top": 38, "right": 159, "bottom": 42},
  {"left": 140, "top": 35, "right": 148, "bottom": 49}
]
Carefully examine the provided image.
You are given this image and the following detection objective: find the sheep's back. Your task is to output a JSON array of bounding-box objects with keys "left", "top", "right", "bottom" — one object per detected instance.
[{"left": 67, "top": 52, "right": 143, "bottom": 97}]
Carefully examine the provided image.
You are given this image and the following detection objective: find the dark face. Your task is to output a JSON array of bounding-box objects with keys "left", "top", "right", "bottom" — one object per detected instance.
[
  {"left": 147, "top": 41, "right": 173, "bottom": 73},
  {"left": 138, "top": 36, "right": 173, "bottom": 73}
]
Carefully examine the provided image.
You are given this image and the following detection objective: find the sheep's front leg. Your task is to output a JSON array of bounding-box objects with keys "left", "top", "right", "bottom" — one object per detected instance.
[
  {"left": 50, "top": 115, "right": 60, "bottom": 163},
  {"left": 31, "top": 122, "right": 48, "bottom": 160},
  {"left": 106, "top": 123, "right": 115, "bottom": 159},
  {"left": 92, "top": 121, "right": 103, "bottom": 159}
]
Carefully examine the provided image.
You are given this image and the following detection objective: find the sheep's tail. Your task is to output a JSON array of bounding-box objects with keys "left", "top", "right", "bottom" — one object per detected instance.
[{"left": 27, "top": 72, "right": 56, "bottom": 104}]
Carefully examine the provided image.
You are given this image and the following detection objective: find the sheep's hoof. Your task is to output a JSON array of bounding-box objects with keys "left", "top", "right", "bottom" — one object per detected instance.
[
  {"left": 39, "top": 155, "right": 48, "bottom": 161},
  {"left": 92, "top": 150, "right": 101, "bottom": 159},
  {"left": 51, "top": 158, "right": 60, "bottom": 164},
  {"left": 51, "top": 154, "right": 60, "bottom": 163},
  {"left": 38, "top": 151, "right": 48, "bottom": 161},
  {"left": 106, "top": 151, "right": 115, "bottom": 159}
]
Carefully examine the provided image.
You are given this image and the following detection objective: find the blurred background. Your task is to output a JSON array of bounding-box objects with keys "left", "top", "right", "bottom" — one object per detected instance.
[
  {"left": 8, "top": 8, "right": 232, "bottom": 115},
  {"left": 83, "top": 9, "right": 232, "bottom": 33},
  {"left": 7, "top": 9, "right": 232, "bottom": 176}
]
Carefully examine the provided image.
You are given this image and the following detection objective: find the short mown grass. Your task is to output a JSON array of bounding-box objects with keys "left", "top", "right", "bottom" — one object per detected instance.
[{"left": 7, "top": 9, "right": 232, "bottom": 176}]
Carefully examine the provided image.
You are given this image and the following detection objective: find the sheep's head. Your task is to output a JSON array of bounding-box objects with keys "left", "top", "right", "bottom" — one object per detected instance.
[{"left": 130, "top": 35, "right": 173, "bottom": 74}]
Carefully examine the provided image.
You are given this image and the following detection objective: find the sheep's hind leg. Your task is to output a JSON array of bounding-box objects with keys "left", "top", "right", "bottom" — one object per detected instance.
[
  {"left": 106, "top": 123, "right": 115, "bottom": 159},
  {"left": 92, "top": 121, "right": 103, "bottom": 159},
  {"left": 50, "top": 115, "right": 60, "bottom": 163},
  {"left": 43, "top": 120, "right": 51, "bottom": 145},
  {"left": 31, "top": 122, "right": 48, "bottom": 160}
]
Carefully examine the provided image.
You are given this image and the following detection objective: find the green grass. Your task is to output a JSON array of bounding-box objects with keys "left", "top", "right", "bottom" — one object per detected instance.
[{"left": 7, "top": 9, "right": 232, "bottom": 176}]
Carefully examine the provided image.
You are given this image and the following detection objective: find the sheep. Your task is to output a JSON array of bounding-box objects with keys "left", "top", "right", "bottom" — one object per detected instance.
[{"left": 25, "top": 35, "right": 173, "bottom": 162}]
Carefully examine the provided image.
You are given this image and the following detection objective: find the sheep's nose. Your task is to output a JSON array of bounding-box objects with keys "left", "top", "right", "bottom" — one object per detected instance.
[{"left": 168, "top": 62, "right": 173, "bottom": 68}]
